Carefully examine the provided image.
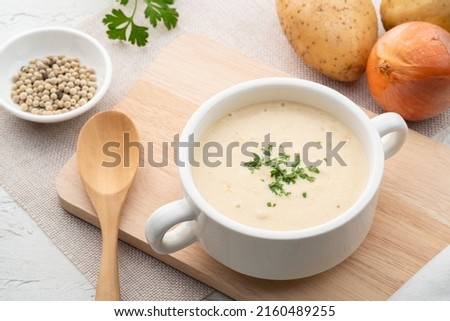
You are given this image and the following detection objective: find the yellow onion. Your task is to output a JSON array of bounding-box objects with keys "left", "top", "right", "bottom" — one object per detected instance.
[{"left": 366, "top": 21, "right": 450, "bottom": 121}]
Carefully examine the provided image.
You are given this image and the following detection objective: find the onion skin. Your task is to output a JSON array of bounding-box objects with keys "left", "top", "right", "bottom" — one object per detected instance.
[{"left": 366, "top": 21, "right": 450, "bottom": 121}]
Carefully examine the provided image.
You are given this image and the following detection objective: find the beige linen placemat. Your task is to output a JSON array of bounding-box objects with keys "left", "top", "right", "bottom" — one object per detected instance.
[{"left": 1, "top": 0, "right": 449, "bottom": 300}]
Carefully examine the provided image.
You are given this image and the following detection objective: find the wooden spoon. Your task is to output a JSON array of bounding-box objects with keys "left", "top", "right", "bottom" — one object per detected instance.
[{"left": 76, "top": 110, "right": 140, "bottom": 301}]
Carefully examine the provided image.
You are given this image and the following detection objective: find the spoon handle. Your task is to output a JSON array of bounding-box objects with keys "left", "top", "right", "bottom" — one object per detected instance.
[{"left": 96, "top": 223, "right": 121, "bottom": 301}]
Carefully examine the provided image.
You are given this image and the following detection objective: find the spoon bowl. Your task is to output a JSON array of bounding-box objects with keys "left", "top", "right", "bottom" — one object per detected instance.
[{"left": 76, "top": 110, "right": 140, "bottom": 300}]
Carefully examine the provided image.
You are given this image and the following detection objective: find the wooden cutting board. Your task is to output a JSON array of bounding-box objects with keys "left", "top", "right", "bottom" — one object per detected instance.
[{"left": 56, "top": 33, "right": 450, "bottom": 300}]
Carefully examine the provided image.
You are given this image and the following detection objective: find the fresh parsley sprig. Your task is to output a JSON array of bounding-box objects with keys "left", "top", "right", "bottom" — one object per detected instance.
[{"left": 103, "top": 0, "right": 179, "bottom": 47}]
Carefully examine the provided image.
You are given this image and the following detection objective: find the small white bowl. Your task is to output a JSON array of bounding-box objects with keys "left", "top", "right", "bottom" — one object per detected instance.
[{"left": 0, "top": 27, "right": 112, "bottom": 123}]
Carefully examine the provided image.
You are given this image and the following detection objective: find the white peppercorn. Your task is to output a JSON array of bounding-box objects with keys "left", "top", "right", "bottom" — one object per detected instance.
[
  {"left": 19, "top": 92, "right": 28, "bottom": 100},
  {"left": 10, "top": 54, "right": 97, "bottom": 115}
]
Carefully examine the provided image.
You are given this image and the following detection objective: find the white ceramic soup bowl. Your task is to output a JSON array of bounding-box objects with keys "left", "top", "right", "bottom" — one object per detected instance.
[{"left": 145, "top": 77, "right": 407, "bottom": 280}]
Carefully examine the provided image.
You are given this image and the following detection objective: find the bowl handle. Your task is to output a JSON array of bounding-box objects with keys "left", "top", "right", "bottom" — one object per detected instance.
[
  {"left": 371, "top": 112, "right": 408, "bottom": 159},
  {"left": 145, "top": 199, "right": 197, "bottom": 254}
]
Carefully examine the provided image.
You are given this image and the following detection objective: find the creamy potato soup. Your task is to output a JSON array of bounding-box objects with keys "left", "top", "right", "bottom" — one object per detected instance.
[{"left": 191, "top": 101, "right": 368, "bottom": 231}]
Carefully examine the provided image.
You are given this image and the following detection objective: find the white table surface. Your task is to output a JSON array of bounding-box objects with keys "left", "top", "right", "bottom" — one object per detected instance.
[{"left": 1, "top": 0, "right": 450, "bottom": 301}]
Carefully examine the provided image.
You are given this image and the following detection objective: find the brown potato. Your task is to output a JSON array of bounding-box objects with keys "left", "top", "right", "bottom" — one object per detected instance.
[
  {"left": 381, "top": 0, "right": 450, "bottom": 33},
  {"left": 276, "top": 0, "right": 378, "bottom": 82}
]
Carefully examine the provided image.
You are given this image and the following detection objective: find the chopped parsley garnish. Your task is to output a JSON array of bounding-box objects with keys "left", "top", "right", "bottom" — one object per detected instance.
[
  {"left": 307, "top": 166, "right": 320, "bottom": 174},
  {"left": 243, "top": 145, "right": 320, "bottom": 202},
  {"left": 269, "top": 179, "right": 291, "bottom": 196},
  {"left": 242, "top": 153, "right": 262, "bottom": 173}
]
